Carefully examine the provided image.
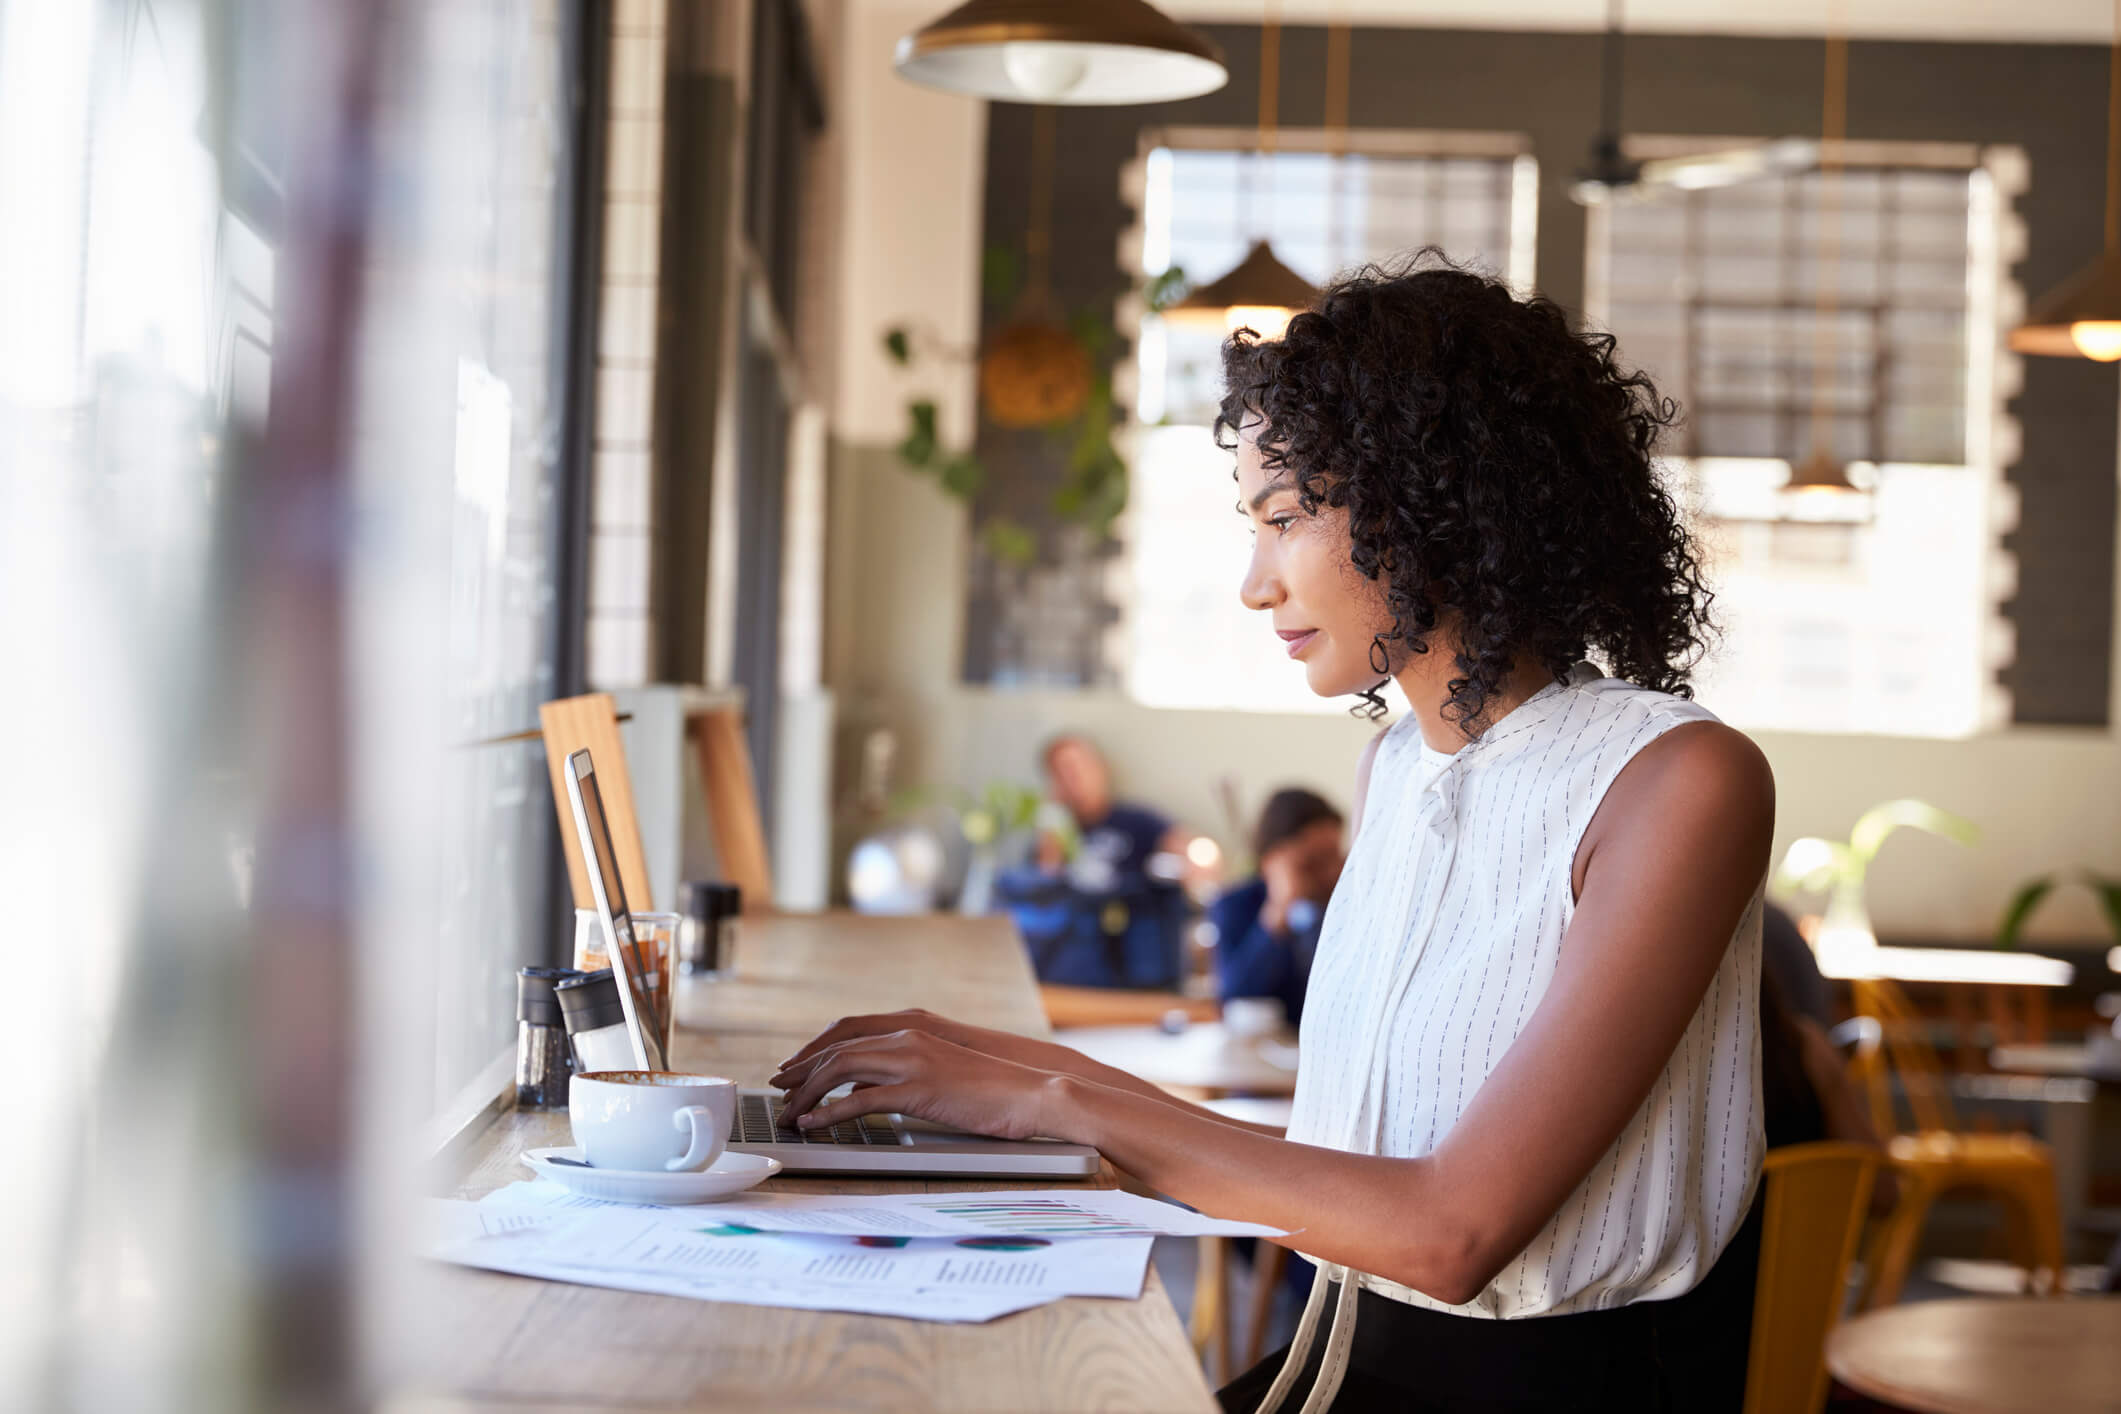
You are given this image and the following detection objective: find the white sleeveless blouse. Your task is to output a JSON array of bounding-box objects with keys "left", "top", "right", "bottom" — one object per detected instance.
[{"left": 1285, "top": 665, "right": 1764, "bottom": 1320}]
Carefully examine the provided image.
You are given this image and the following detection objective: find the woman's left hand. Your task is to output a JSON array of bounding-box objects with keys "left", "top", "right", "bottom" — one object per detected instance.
[{"left": 770, "top": 1028, "right": 1077, "bottom": 1142}]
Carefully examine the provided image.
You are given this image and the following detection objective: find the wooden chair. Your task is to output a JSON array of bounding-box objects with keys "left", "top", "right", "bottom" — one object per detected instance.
[
  {"left": 1744, "top": 1142, "right": 1879, "bottom": 1414},
  {"left": 686, "top": 701, "right": 773, "bottom": 911},
  {"left": 1847, "top": 976, "right": 2065, "bottom": 1308},
  {"left": 539, "top": 692, "right": 657, "bottom": 914}
]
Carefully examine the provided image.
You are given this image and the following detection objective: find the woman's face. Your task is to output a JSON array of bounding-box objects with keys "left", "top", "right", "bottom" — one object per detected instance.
[{"left": 1235, "top": 428, "right": 1395, "bottom": 701}]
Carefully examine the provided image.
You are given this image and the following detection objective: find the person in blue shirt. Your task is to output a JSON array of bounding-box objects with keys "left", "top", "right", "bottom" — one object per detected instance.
[
  {"left": 1000, "top": 733, "right": 1211, "bottom": 989},
  {"left": 1210, "top": 788, "right": 1346, "bottom": 1027}
]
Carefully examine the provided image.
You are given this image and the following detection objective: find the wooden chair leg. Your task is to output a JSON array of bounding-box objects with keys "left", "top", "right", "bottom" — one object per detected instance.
[
  {"left": 1860, "top": 1180, "right": 1934, "bottom": 1310},
  {"left": 1242, "top": 1242, "right": 1290, "bottom": 1371},
  {"left": 2007, "top": 1170, "right": 2067, "bottom": 1295},
  {"left": 1192, "top": 1234, "right": 1231, "bottom": 1383}
]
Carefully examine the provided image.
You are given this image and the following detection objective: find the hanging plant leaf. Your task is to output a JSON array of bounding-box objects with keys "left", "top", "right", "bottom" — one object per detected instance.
[
  {"left": 1068, "top": 305, "right": 1114, "bottom": 359},
  {"left": 982, "top": 517, "right": 1037, "bottom": 566},
  {"left": 938, "top": 452, "right": 985, "bottom": 500},
  {"left": 883, "top": 327, "right": 912, "bottom": 366},
  {"left": 982, "top": 242, "right": 1022, "bottom": 310},
  {"left": 1145, "top": 264, "right": 1191, "bottom": 313},
  {"left": 897, "top": 399, "right": 939, "bottom": 469}
]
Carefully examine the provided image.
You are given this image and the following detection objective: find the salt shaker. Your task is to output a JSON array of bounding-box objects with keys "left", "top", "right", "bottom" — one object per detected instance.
[
  {"left": 556, "top": 968, "right": 637, "bottom": 1073},
  {"left": 515, "top": 967, "right": 578, "bottom": 1108},
  {"left": 679, "top": 881, "right": 742, "bottom": 978}
]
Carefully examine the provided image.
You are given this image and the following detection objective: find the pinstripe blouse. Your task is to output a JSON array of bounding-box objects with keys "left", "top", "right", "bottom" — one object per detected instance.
[{"left": 1284, "top": 664, "right": 1764, "bottom": 1319}]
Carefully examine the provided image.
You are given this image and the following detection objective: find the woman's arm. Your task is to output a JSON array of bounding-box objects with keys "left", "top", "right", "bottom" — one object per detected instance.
[{"left": 779, "top": 722, "right": 1773, "bottom": 1305}]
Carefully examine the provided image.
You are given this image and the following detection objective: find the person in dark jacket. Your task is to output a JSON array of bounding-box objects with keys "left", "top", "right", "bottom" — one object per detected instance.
[{"left": 1209, "top": 788, "right": 1346, "bottom": 1027}]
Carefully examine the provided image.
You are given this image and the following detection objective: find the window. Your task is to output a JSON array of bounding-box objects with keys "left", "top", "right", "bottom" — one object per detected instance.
[
  {"left": 411, "top": 2, "right": 592, "bottom": 1104},
  {"left": 1588, "top": 140, "right": 2018, "bottom": 738},
  {"left": 1120, "top": 131, "right": 1536, "bottom": 712}
]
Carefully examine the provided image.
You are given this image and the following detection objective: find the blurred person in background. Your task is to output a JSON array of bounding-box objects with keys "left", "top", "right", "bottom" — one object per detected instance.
[
  {"left": 996, "top": 733, "right": 1215, "bottom": 990},
  {"left": 1210, "top": 788, "right": 1346, "bottom": 1027},
  {"left": 1036, "top": 732, "right": 1216, "bottom": 892}
]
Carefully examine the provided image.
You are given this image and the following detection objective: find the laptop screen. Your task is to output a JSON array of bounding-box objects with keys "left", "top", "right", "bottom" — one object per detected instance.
[{"left": 564, "top": 747, "right": 665, "bottom": 1071}]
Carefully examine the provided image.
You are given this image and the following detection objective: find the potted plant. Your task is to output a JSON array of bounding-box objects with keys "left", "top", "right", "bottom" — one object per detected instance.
[{"left": 1773, "top": 799, "right": 1978, "bottom": 974}]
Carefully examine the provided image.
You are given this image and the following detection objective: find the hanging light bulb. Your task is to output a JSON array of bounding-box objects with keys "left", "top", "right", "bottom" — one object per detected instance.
[
  {"left": 1000, "top": 43, "right": 1091, "bottom": 101},
  {"left": 2012, "top": 0, "right": 2121, "bottom": 359},
  {"left": 895, "top": 0, "right": 1227, "bottom": 107},
  {"left": 1157, "top": 4, "right": 1318, "bottom": 337},
  {"left": 2073, "top": 320, "right": 2121, "bottom": 360}
]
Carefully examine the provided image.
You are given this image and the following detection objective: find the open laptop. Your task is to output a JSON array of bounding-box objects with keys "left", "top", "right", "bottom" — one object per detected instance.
[{"left": 562, "top": 747, "right": 1101, "bottom": 1178}]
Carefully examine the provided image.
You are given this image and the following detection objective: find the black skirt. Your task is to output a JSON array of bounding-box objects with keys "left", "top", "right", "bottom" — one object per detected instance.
[{"left": 1216, "top": 1194, "right": 1764, "bottom": 1414}]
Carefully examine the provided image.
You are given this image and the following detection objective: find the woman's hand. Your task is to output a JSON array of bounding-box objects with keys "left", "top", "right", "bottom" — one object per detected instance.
[
  {"left": 772, "top": 1007, "right": 1078, "bottom": 1081},
  {"left": 769, "top": 1027, "right": 1075, "bottom": 1142}
]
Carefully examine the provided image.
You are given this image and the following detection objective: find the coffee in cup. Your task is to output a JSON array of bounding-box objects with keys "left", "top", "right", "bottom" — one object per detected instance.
[{"left": 569, "top": 1070, "right": 737, "bottom": 1172}]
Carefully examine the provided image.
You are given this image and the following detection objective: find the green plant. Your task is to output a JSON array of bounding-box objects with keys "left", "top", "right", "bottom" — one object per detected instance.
[
  {"left": 1773, "top": 799, "right": 1979, "bottom": 936},
  {"left": 877, "top": 252, "right": 1193, "bottom": 566},
  {"left": 1995, "top": 869, "right": 2121, "bottom": 950}
]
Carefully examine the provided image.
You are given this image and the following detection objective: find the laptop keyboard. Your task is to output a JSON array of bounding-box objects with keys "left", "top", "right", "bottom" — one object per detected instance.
[{"left": 728, "top": 1091, "right": 900, "bottom": 1146}]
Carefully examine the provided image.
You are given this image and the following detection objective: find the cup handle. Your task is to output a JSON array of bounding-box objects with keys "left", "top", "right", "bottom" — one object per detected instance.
[{"left": 666, "top": 1105, "right": 719, "bottom": 1172}]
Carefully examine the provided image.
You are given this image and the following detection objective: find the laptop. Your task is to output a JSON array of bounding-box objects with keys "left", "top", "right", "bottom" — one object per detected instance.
[{"left": 562, "top": 747, "right": 1102, "bottom": 1178}]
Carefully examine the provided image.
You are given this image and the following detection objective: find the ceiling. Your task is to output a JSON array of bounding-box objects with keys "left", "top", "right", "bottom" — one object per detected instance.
[{"left": 1157, "top": 1, "right": 2117, "bottom": 45}]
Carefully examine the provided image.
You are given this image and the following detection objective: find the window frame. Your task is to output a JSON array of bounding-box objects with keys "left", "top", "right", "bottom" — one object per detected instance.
[
  {"left": 1582, "top": 136, "right": 2027, "bottom": 738},
  {"left": 1111, "top": 124, "right": 1539, "bottom": 715}
]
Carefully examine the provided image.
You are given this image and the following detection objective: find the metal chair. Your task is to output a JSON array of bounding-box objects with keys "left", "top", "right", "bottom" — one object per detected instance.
[
  {"left": 1846, "top": 976, "right": 2065, "bottom": 1308},
  {"left": 1745, "top": 1142, "right": 1880, "bottom": 1414}
]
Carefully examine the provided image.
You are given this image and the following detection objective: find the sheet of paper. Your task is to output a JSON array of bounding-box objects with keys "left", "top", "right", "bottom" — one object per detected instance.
[
  {"left": 478, "top": 1180, "right": 1289, "bottom": 1239},
  {"left": 522, "top": 1208, "right": 1153, "bottom": 1299},
  {"left": 436, "top": 1226, "right": 1055, "bottom": 1323},
  {"left": 426, "top": 1200, "right": 1153, "bottom": 1322}
]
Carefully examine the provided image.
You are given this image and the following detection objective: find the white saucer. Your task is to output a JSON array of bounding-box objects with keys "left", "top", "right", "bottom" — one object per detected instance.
[{"left": 521, "top": 1147, "right": 782, "bottom": 1205}]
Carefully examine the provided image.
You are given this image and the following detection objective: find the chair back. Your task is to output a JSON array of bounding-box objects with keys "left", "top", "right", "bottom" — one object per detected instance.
[
  {"left": 1848, "top": 975, "right": 1958, "bottom": 1134},
  {"left": 1743, "top": 1142, "right": 1880, "bottom": 1414},
  {"left": 539, "top": 692, "right": 657, "bottom": 913}
]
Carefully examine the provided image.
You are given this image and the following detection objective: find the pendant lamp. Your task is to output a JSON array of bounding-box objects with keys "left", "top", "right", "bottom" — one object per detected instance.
[
  {"left": 1782, "top": 28, "right": 1872, "bottom": 523},
  {"left": 2010, "top": 0, "right": 2121, "bottom": 360},
  {"left": 894, "top": 0, "right": 1227, "bottom": 107},
  {"left": 1164, "top": 2, "right": 1318, "bottom": 339}
]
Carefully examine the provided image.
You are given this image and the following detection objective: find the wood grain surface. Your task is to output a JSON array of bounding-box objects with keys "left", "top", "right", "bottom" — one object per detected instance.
[
  {"left": 402, "top": 912, "right": 1215, "bottom": 1412},
  {"left": 1824, "top": 1296, "right": 2121, "bottom": 1414}
]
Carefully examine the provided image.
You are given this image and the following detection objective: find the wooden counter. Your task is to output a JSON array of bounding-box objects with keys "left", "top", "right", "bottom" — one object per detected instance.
[{"left": 404, "top": 912, "right": 1215, "bottom": 1413}]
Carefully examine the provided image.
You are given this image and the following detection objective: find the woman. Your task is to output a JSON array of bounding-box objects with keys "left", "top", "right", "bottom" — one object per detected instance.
[{"left": 772, "top": 255, "right": 1772, "bottom": 1411}]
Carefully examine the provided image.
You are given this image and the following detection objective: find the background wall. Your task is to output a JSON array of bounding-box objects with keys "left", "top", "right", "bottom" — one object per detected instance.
[{"left": 819, "top": 8, "right": 2121, "bottom": 945}]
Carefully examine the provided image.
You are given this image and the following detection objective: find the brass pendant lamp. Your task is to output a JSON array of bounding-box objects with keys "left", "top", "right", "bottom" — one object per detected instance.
[
  {"left": 1165, "top": 1, "right": 1320, "bottom": 339},
  {"left": 895, "top": 0, "right": 1228, "bottom": 107},
  {"left": 2010, "top": 0, "right": 2121, "bottom": 360},
  {"left": 1783, "top": 25, "right": 1871, "bottom": 521}
]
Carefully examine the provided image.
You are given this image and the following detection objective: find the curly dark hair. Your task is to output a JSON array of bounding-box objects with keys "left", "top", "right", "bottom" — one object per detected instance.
[{"left": 1213, "top": 250, "right": 1715, "bottom": 733}]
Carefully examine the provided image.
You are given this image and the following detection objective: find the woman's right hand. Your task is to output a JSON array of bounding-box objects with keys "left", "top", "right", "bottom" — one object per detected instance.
[{"left": 768, "top": 1008, "right": 1087, "bottom": 1092}]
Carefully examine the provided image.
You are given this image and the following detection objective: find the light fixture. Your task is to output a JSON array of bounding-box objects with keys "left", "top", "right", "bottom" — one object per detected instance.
[
  {"left": 1164, "top": 240, "right": 1317, "bottom": 338},
  {"left": 1162, "top": 2, "right": 1318, "bottom": 338},
  {"left": 1570, "top": 0, "right": 1816, "bottom": 208},
  {"left": 2011, "top": 0, "right": 2121, "bottom": 359},
  {"left": 894, "top": 0, "right": 1227, "bottom": 107},
  {"left": 1782, "top": 29, "right": 1874, "bottom": 522}
]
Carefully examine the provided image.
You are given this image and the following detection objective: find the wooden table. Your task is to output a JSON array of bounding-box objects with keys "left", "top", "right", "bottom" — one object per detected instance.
[
  {"left": 1052, "top": 1024, "right": 1299, "bottom": 1385},
  {"left": 1059, "top": 1023, "right": 1299, "bottom": 1099},
  {"left": 402, "top": 912, "right": 1215, "bottom": 1412},
  {"left": 1825, "top": 1297, "right": 2121, "bottom": 1414}
]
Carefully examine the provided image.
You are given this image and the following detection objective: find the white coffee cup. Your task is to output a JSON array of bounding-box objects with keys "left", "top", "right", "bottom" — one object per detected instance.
[
  {"left": 570, "top": 1071, "right": 737, "bottom": 1173},
  {"left": 1223, "top": 996, "right": 1286, "bottom": 1040}
]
